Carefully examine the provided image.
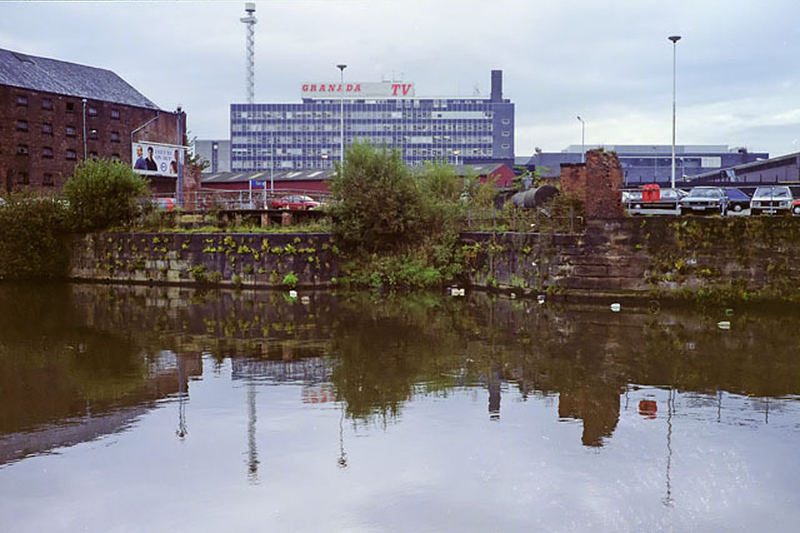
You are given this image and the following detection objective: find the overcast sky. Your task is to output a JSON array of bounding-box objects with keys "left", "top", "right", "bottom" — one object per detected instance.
[{"left": 2, "top": 0, "right": 799, "bottom": 156}]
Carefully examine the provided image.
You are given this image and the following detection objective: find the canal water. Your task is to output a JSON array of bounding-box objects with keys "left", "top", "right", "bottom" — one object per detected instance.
[{"left": 1, "top": 284, "right": 799, "bottom": 532}]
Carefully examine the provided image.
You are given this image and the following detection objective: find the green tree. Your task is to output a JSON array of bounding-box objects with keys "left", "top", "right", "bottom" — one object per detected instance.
[
  {"left": 0, "top": 195, "right": 70, "bottom": 279},
  {"left": 63, "top": 158, "right": 150, "bottom": 232},
  {"left": 329, "top": 142, "right": 425, "bottom": 252}
]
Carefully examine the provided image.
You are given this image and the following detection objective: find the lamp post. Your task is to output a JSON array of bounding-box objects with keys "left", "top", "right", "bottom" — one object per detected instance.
[
  {"left": 576, "top": 116, "right": 585, "bottom": 163},
  {"left": 668, "top": 35, "right": 681, "bottom": 190},
  {"left": 453, "top": 149, "right": 460, "bottom": 167},
  {"left": 336, "top": 64, "right": 347, "bottom": 172}
]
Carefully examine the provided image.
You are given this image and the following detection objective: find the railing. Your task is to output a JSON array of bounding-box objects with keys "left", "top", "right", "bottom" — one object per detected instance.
[{"left": 155, "top": 188, "right": 332, "bottom": 212}]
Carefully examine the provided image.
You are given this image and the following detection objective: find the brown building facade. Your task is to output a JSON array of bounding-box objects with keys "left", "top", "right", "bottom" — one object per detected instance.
[{"left": 0, "top": 48, "right": 185, "bottom": 195}]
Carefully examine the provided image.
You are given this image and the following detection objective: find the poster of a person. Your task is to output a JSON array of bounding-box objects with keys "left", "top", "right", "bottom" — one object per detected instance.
[
  {"left": 134, "top": 146, "right": 147, "bottom": 170},
  {"left": 145, "top": 147, "right": 158, "bottom": 171},
  {"left": 170, "top": 149, "right": 179, "bottom": 175}
]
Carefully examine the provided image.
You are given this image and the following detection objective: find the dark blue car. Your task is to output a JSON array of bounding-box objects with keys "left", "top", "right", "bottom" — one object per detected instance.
[{"left": 723, "top": 188, "right": 750, "bottom": 214}]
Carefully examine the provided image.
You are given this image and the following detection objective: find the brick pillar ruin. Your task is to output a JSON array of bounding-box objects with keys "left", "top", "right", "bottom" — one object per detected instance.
[{"left": 561, "top": 149, "right": 624, "bottom": 219}]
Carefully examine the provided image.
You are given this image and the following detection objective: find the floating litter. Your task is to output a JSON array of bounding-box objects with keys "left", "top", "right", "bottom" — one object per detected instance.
[
  {"left": 610, "top": 303, "right": 621, "bottom": 312},
  {"left": 300, "top": 296, "right": 310, "bottom": 305},
  {"left": 288, "top": 290, "right": 298, "bottom": 298},
  {"left": 717, "top": 321, "right": 731, "bottom": 330},
  {"left": 725, "top": 308, "right": 734, "bottom": 317},
  {"left": 537, "top": 294, "right": 546, "bottom": 305},
  {"left": 510, "top": 292, "right": 516, "bottom": 299},
  {"left": 449, "top": 287, "right": 465, "bottom": 297}
]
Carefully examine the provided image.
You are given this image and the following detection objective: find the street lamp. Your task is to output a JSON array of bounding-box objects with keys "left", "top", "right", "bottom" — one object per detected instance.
[
  {"left": 336, "top": 64, "right": 347, "bottom": 172},
  {"left": 668, "top": 35, "right": 681, "bottom": 189},
  {"left": 576, "top": 116, "right": 585, "bottom": 163},
  {"left": 453, "top": 149, "right": 460, "bottom": 166}
]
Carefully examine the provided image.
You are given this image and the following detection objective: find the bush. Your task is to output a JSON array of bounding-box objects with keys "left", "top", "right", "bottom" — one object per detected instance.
[
  {"left": 329, "top": 142, "right": 426, "bottom": 252},
  {"left": 62, "top": 158, "right": 150, "bottom": 232},
  {"left": 0, "top": 195, "right": 70, "bottom": 279}
]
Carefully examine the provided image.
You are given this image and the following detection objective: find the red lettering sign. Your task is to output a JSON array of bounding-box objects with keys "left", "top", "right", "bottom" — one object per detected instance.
[
  {"left": 319, "top": 84, "right": 326, "bottom": 92},
  {"left": 346, "top": 84, "right": 353, "bottom": 92},
  {"left": 302, "top": 84, "right": 309, "bottom": 91}
]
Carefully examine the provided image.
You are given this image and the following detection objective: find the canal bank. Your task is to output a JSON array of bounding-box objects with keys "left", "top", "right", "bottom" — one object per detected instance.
[
  {"left": 68, "top": 216, "right": 800, "bottom": 303},
  {"left": 463, "top": 216, "right": 800, "bottom": 304}
]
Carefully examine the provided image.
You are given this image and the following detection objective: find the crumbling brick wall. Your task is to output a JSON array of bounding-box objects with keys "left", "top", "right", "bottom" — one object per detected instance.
[{"left": 561, "top": 149, "right": 624, "bottom": 219}]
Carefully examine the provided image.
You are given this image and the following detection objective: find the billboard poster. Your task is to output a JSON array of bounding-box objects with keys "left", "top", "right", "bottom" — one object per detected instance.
[{"left": 132, "top": 142, "right": 185, "bottom": 177}]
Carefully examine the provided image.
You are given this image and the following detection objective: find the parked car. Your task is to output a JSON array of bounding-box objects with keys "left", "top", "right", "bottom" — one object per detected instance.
[
  {"left": 623, "top": 187, "right": 685, "bottom": 215},
  {"left": 723, "top": 188, "right": 750, "bottom": 214},
  {"left": 271, "top": 195, "right": 322, "bottom": 210},
  {"left": 793, "top": 200, "right": 800, "bottom": 216},
  {"left": 154, "top": 197, "right": 177, "bottom": 211},
  {"left": 679, "top": 187, "right": 728, "bottom": 215},
  {"left": 750, "top": 186, "right": 793, "bottom": 215}
]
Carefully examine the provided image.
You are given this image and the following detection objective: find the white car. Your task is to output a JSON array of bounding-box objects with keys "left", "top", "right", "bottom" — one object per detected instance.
[{"left": 750, "top": 186, "right": 793, "bottom": 216}]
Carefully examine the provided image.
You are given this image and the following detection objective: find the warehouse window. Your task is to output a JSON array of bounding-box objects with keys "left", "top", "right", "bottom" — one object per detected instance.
[
  {"left": 16, "top": 144, "right": 29, "bottom": 155},
  {"left": 66, "top": 101, "right": 75, "bottom": 113},
  {"left": 88, "top": 107, "right": 98, "bottom": 117},
  {"left": 18, "top": 171, "right": 29, "bottom": 184},
  {"left": 16, "top": 95, "right": 28, "bottom": 107},
  {"left": 66, "top": 125, "right": 76, "bottom": 137},
  {"left": 89, "top": 151, "right": 99, "bottom": 160},
  {"left": 110, "top": 109, "right": 120, "bottom": 120},
  {"left": 110, "top": 131, "right": 121, "bottom": 143},
  {"left": 66, "top": 149, "right": 77, "bottom": 160},
  {"left": 16, "top": 120, "right": 28, "bottom": 132},
  {"left": 42, "top": 146, "right": 53, "bottom": 159},
  {"left": 88, "top": 128, "right": 98, "bottom": 139},
  {"left": 43, "top": 173, "right": 54, "bottom": 186},
  {"left": 42, "top": 123, "right": 53, "bottom": 135},
  {"left": 41, "top": 98, "right": 53, "bottom": 110}
]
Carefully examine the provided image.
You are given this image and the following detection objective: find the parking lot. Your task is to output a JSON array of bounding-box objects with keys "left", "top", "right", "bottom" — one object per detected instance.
[{"left": 622, "top": 184, "right": 800, "bottom": 217}]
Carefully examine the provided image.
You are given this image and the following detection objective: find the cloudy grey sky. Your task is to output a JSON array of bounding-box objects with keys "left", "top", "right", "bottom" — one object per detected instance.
[{"left": 3, "top": 0, "right": 799, "bottom": 156}]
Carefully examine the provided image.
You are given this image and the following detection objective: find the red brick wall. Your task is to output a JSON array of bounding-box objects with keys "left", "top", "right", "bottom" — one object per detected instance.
[
  {"left": 1, "top": 84, "right": 184, "bottom": 194},
  {"left": 561, "top": 149, "right": 624, "bottom": 219}
]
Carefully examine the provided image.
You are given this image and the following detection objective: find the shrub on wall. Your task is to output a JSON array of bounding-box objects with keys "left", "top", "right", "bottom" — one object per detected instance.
[
  {"left": 0, "top": 196, "right": 70, "bottom": 279},
  {"left": 62, "top": 158, "right": 150, "bottom": 232}
]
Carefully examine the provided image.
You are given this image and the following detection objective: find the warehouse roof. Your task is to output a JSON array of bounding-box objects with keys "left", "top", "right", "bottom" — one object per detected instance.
[{"left": 0, "top": 48, "right": 160, "bottom": 109}]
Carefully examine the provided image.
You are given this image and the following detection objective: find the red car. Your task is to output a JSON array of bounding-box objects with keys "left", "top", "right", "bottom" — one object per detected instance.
[
  {"left": 154, "top": 197, "right": 177, "bottom": 211},
  {"left": 271, "top": 195, "right": 322, "bottom": 210}
]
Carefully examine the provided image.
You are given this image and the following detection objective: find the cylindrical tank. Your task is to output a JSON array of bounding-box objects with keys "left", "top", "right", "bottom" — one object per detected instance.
[{"left": 511, "top": 185, "right": 559, "bottom": 208}]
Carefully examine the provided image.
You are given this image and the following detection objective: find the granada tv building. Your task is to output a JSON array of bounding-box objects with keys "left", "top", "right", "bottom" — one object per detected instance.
[
  {"left": 0, "top": 47, "right": 186, "bottom": 194},
  {"left": 228, "top": 70, "right": 514, "bottom": 172}
]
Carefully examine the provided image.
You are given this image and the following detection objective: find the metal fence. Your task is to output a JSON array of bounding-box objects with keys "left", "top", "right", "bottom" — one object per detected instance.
[{"left": 156, "top": 188, "right": 332, "bottom": 212}]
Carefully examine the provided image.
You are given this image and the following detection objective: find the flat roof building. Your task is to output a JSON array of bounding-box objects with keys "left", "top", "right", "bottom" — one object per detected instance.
[
  {"left": 229, "top": 70, "right": 514, "bottom": 172},
  {"left": 520, "top": 145, "right": 768, "bottom": 186}
]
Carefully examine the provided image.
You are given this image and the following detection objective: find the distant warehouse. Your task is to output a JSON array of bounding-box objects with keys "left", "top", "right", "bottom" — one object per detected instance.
[
  {"left": 226, "top": 70, "right": 514, "bottom": 172},
  {"left": 0, "top": 48, "right": 186, "bottom": 194}
]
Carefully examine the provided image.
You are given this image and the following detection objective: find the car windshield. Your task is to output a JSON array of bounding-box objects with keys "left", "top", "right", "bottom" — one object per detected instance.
[
  {"left": 687, "top": 188, "right": 721, "bottom": 198},
  {"left": 755, "top": 187, "right": 790, "bottom": 198},
  {"left": 725, "top": 189, "right": 748, "bottom": 200}
]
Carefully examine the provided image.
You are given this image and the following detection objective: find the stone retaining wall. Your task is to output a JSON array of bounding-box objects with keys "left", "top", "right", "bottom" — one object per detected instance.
[
  {"left": 69, "top": 232, "right": 338, "bottom": 288},
  {"left": 463, "top": 217, "right": 800, "bottom": 301}
]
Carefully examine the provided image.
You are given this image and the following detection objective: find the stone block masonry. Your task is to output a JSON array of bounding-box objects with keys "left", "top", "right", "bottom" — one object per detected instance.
[
  {"left": 70, "top": 232, "right": 338, "bottom": 288},
  {"left": 463, "top": 217, "right": 800, "bottom": 303}
]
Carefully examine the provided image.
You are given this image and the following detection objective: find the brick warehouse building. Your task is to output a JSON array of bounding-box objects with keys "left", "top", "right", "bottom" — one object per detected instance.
[{"left": 0, "top": 48, "right": 186, "bottom": 195}]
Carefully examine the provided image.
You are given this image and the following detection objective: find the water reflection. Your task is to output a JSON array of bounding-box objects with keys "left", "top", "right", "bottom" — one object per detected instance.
[{"left": 2, "top": 284, "right": 800, "bottom": 530}]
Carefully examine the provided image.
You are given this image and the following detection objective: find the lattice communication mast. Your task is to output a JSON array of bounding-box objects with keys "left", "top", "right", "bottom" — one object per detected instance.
[{"left": 240, "top": 2, "right": 257, "bottom": 104}]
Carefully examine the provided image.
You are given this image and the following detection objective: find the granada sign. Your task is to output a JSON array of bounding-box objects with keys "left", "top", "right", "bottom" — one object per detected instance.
[{"left": 301, "top": 81, "right": 415, "bottom": 99}]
